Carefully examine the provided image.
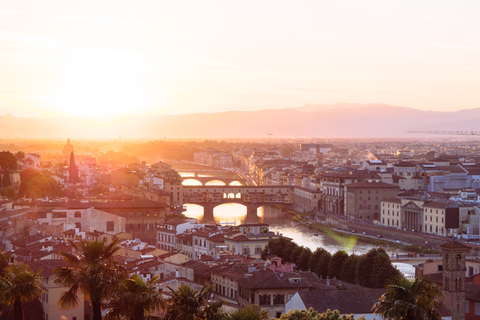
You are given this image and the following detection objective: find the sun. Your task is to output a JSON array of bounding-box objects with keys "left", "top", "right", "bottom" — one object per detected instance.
[{"left": 55, "top": 58, "right": 152, "bottom": 117}]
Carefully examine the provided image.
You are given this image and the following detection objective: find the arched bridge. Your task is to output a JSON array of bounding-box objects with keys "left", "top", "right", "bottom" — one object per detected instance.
[
  {"left": 181, "top": 173, "right": 245, "bottom": 186},
  {"left": 182, "top": 186, "right": 293, "bottom": 222}
]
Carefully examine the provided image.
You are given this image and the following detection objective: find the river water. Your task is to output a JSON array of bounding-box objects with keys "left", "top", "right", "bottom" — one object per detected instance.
[{"left": 183, "top": 202, "right": 415, "bottom": 277}]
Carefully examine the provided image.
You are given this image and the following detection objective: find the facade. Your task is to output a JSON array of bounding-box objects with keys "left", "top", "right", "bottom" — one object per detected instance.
[
  {"left": 28, "top": 259, "right": 86, "bottom": 320},
  {"left": 292, "top": 187, "right": 322, "bottom": 212},
  {"left": 224, "top": 224, "right": 280, "bottom": 258},
  {"left": 319, "top": 171, "right": 381, "bottom": 216},
  {"left": 156, "top": 219, "right": 198, "bottom": 251},
  {"left": 344, "top": 181, "right": 399, "bottom": 222},
  {"left": 362, "top": 160, "right": 387, "bottom": 171},
  {"left": 380, "top": 199, "right": 470, "bottom": 237}
]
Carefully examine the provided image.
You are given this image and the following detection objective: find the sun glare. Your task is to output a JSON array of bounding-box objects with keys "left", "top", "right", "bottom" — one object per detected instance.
[{"left": 56, "top": 59, "right": 152, "bottom": 117}]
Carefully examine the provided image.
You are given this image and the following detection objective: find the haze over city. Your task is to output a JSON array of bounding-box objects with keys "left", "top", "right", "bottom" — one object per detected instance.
[{"left": 1, "top": 0, "right": 480, "bottom": 125}]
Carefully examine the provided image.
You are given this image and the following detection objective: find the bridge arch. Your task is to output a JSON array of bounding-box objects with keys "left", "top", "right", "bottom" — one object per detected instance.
[
  {"left": 182, "top": 178, "right": 203, "bottom": 186},
  {"left": 223, "top": 192, "right": 242, "bottom": 199},
  {"left": 205, "top": 180, "right": 226, "bottom": 186}
]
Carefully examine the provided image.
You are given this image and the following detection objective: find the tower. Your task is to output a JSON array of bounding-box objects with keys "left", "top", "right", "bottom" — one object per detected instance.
[{"left": 441, "top": 240, "right": 468, "bottom": 320}]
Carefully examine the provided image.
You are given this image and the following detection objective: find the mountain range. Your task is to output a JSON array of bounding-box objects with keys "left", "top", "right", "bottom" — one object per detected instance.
[{"left": 1, "top": 103, "right": 480, "bottom": 139}]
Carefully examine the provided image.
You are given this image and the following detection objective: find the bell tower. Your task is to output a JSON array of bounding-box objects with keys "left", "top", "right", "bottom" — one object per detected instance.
[{"left": 441, "top": 240, "right": 468, "bottom": 320}]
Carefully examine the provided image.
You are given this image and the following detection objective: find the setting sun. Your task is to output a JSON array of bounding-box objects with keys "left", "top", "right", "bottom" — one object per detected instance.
[{"left": 55, "top": 58, "right": 153, "bottom": 117}]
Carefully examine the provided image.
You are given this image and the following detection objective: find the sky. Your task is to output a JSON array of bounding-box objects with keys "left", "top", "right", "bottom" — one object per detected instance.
[{"left": 1, "top": 0, "right": 480, "bottom": 118}]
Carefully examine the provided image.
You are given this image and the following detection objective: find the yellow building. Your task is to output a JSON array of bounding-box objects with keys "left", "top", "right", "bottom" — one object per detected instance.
[{"left": 29, "top": 259, "right": 86, "bottom": 320}]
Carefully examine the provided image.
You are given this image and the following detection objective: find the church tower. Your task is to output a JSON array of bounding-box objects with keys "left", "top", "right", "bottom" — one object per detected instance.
[{"left": 441, "top": 240, "right": 468, "bottom": 320}]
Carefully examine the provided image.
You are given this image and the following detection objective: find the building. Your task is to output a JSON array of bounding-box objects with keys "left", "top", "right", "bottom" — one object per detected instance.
[
  {"left": 319, "top": 171, "right": 381, "bottom": 216},
  {"left": 28, "top": 259, "right": 86, "bottom": 320},
  {"left": 156, "top": 219, "right": 198, "bottom": 251},
  {"left": 344, "top": 181, "right": 399, "bottom": 222}
]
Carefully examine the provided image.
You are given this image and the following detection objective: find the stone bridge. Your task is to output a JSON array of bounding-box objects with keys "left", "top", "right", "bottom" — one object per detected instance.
[
  {"left": 181, "top": 173, "right": 245, "bottom": 186},
  {"left": 182, "top": 186, "right": 293, "bottom": 222}
]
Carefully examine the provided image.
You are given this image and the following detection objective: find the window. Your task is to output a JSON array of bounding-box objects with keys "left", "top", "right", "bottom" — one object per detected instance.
[
  {"left": 106, "top": 221, "right": 114, "bottom": 232},
  {"left": 74, "top": 211, "right": 81, "bottom": 218},
  {"left": 475, "top": 302, "right": 480, "bottom": 316},
  {"left": 466, "top": 301, "right": 469, "bottom": 314}
]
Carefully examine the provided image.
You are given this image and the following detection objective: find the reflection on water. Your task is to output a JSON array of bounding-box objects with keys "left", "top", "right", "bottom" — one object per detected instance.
[
  {"left": 205, "top": 180, "right": 226, "bottom": 186},
  {"left": 185, "top": 203, "right": 384, "bottom": 255},
  {"left": 183, "top": 203, "right": 415, "bottom": 277}
]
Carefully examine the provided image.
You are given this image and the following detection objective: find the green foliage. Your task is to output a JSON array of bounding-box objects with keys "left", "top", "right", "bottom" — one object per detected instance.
[
  {"left": 309, "top": 248, "right": 331, "bottom": 278},
  {"left": 226, "top": 305, "right": 268, "bottom": 320},
  {"left": 0, "top": 151, "right": 18, "bottom": 170},
  {"left": 0, "top": 251, "right": 8, "bottom": 277},
  {"left": 89, "top": 183, "right": 109, "bottom": 196},
  {"left": 1, "top": 169, "right": 11, "bottom": 188},
  {"left": 0, "top": 263, "right": 45, "bottom": 320},
  {"left": 277, "top": 308, "right": 362, "bottom": 320},
  {"left": 262, "top": 239, "right": 401, "bottom": 288},
  {"left": 328, "top": 251, "right": 348, "bottom": 279},
  {"left": 0, "top": 298, "right": 46, "bottom": 320},
  {"left": 54, "top": 238, "right": 128, "bottom": 320},
  {"left": 339, "top": 255, "right": 357, "bottom": 284},
  {"left": 18, "top": 169, "right": 61, "bottom": 199},
  {"left": 0, "top": 186, "right": 16, "bottom": 200},
  {"left": 373, "top": 276, "right": 443, "bottom": 320},
  {"left": 163, "top": 284, "right": 224, "bottom": 320},
  {"left": 355, "top": 248, "right": 401, "bottom": 288},
  {"left": 15, "top": 152, "right": 25, "bottom": 161},
  {"left": 105, "top": 274, "right": 164, "bottom": 320}
]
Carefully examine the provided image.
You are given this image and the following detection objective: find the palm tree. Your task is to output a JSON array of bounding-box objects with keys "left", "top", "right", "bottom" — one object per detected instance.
[
  {"left": 373, "top": 276, "right": 443, "bottom": 320},
  {"left": 54, "top": 238, "right": 127, "bottom": 320},
  {"left": 225, "top": 305, "right": 268, "bottom": 320},
  {"left": 163, "top": 284, "right": 224, "bottom": 320},
  {"left": 105, "top": 274, "right": 164, "bottom": 320},
  {"left": 0, "top": 262, "right": 45, "bottom": 320}
]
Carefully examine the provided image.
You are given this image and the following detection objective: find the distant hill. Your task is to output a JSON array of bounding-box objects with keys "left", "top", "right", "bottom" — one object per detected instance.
[{"left": 1, "top": 104, "right": 480, "bottom": 139}]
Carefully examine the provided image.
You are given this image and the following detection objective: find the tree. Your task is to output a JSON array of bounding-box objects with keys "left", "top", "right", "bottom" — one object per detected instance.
[
  {"left": 1, "top": 169, "right": 11, "bottom": 188},
  {"left": 373, "top": 276, "right": 443, "bottom": 320},
  {"left": 309, "top": 248, "right": 331, "bottom": 278},
  {"left": 54, "top": 238, "right": 127, "bottom": 320},
  {"left": 226, "top": 305, "right": 268, "bottom": 320},
  {"left": 0, "top": 250, "right": 8, "bottom": 277},
  {"left": 328, "top": 250, "right": 348, "bottom": 279},
  {"left": 0, "top": 151, "right": 17, "bottom": 170},
  {"left": 18, "top": 169, "right": 61, "bottom": 199},
  {"left": 0, "top": 185, "right": 16, "bottom": 200},
  {"left": 356, "top": 248, "right": 400, "bottom": 288},
  {"left": 105, "top": 274, "right": 164, "bottom": 320},
  {"left": 298, "top": 247, "right": 313, "bottom": 271},
  {"left": 339, "top": 255, "right": 358, "bottom": 284},
  {"left": 69, "top": 151, "right": 78, "bottom": 184},
  {"left": 0, "top": 262, "right": 44, "bottom": 320},
  {"left": 371, "top": 248, "right": 401, "bottom": 288},
  {"left": 278, "top": 308, "right": 362, "bottom": 320},
  {"left": 15, "top": 152, "right": 25, "bottom": 161},
  {"left": 163, "top": 284, "right": 223, "bottom": 320}
]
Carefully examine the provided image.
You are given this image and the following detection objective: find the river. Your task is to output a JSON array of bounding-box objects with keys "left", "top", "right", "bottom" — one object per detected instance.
[{"left": 182, "top": 202, "right": 415, "bottom": 277}]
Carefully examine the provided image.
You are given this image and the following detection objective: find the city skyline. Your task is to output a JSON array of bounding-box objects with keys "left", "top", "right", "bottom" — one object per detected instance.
[{"left": 1, "top": 1, "right": 480, "bottom": 118}]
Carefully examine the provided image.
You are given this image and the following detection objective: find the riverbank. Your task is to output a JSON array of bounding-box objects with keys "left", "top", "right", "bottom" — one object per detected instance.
[{"left": 285, "top": 208, "right": 437, "bottom": 254}]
